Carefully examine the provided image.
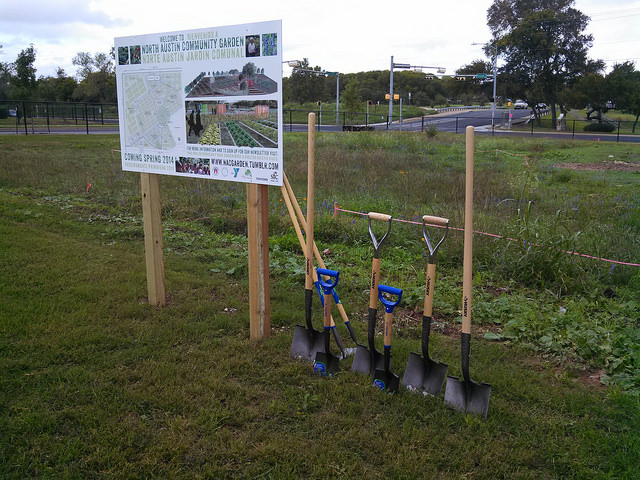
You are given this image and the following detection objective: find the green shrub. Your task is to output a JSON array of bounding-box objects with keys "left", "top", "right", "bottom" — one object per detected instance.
[
  {"left": 0, "top": 105, "right": 8, "bottom": 119},
  {"left": 583, "top": 122, "right": 616, "bottom": 132}
]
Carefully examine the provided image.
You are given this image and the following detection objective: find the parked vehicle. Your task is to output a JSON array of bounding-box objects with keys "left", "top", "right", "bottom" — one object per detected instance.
[{"left": 514, "top": 99, "right": 528, "bottom": 109}]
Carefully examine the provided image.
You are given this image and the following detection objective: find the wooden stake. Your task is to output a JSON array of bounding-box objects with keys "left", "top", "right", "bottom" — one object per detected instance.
[
  {"left": 247, "top": 183, "right": 271, "bottom": 340},
  {"left": 140, "top": 172, "right": 166, "bottom": 306}
]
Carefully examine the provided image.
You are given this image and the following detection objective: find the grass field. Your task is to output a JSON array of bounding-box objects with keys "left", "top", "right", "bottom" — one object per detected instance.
[{"left": 1, "top": 132, "right": 639, "bottom": 478}]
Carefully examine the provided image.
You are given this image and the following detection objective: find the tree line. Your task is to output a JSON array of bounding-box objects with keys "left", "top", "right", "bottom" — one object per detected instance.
[
  {"left": 2, "top": 0, "right": 639, "bottom": 130},
  {"left": 0, "top": 44, "right": 116, "bottom": 105}
]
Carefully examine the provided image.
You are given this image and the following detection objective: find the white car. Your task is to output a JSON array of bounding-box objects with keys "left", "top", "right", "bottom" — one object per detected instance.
[{"left": 514, "top": 99, "right": 528, "bottom": 109}]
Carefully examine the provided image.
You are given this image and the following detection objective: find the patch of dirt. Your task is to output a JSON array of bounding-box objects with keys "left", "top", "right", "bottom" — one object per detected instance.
[{"left": 559, "top": 160, "right": 640, "bottom": 172}]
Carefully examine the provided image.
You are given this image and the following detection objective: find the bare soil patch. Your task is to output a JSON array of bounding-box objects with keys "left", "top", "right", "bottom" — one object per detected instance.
[{"left": 559, "top": 160, "right": 640, "bottom": 172}]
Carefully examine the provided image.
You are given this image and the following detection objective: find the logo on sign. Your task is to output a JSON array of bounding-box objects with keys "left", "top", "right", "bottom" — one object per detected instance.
[{"left": 233, "top": 168, "right": 240, "bottom": 178}]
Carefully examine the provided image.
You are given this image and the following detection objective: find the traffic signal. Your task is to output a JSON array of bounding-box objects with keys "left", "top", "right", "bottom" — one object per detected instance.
[
  {"left": 425, "top": 75, "right": 435, "bottom": 80},
  {"left": 456, "top": 76, "right": 466, "bottom": 81},
  {"left": 317, "top": 101, "right": 322, "bottom": 106}
]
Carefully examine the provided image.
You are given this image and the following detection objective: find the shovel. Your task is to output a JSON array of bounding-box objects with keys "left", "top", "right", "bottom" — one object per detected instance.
[
  {"left": 280, "top": 176, "right": 348, "bottom": 358},
  {"left": 402, "top": 215, "right": 449, "bottom": 396},
  {"left": 314, "top": 268, "right": 341, "bottom": 376},
  {"left": 444, "top": 126, "right": 491, "bottom": 418},
  {"left": 291, "top": 113, "right": 324, "bottom": 360},
  {"left": 373, "top": 284, "right": 402, "bottom": 393},
  {"left": 352, "top": 212, "right": 393, "bottom": 376},
  {"left": 282, "top": 172, "right": 356, "bottom": 355}
]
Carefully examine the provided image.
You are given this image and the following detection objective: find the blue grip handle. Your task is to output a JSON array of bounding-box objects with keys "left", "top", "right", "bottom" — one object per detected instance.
[
  {"left": 316, "top": 268, "right": 339, "bottom": 294},
  {"left": 378, "top": 283, "right": 403, "bottom": 312}
]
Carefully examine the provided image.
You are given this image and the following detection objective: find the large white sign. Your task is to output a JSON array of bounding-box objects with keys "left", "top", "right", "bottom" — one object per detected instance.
[{"left": 115, "top": 21, "right": 283, "bottom": 186}]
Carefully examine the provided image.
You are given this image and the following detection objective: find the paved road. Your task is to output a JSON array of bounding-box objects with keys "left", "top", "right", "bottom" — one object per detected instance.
[{"left": 4, "top": 110, "right": 639, "bottom": 143}]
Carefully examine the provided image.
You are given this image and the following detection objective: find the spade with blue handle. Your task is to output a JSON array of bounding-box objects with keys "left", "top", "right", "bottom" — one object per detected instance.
[
  {"left": 373, "top": 284, "right": 402, "bottom": 393},
  {"left": 314, "top": 268, "right": 341, "bottom": 376}
]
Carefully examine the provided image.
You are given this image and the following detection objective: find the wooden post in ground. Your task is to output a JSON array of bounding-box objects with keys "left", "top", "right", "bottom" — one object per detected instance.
[
  {"left": 141, "top": 172, "right": 166, "bottom": 306},
  {"left": 247, "top": 183, "right": 271, "bottom": 340}
]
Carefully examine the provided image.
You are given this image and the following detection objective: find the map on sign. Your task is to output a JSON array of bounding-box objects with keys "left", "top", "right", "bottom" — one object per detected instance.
[{"left": 122, "top": 71, "right": 182, "bottom": 149}]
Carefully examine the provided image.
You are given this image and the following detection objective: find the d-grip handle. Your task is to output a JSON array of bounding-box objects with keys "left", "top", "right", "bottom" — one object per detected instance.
[
  {"left": 316, "top": 268, "right": 339, "bottom": 293},
  {"left": 377, "top": 284, "right": 402, "bottom": 352},
  {"left": 422, "top": 215, "right": 450, "bottom": 261},
  {"left": 378, "top": 284, "right": 403, "bottom": 313},
  {"left": 368, "top": 212, "right": 392, "bottom": 258},
  {"left": 422, "top": 215, "right": 449, "bottom": 227}
]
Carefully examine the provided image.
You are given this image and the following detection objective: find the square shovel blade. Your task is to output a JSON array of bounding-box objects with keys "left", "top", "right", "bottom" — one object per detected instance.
[
  {"left": 313, "top": 351, "right": 340, "bottom": 376},
  {"left": 373, "top": 368, "right": 400, "bottom": 394},
  {"left": 351, "top": 344, "right": 387, "bottom": 376},
  {"left": 444, "top": 375, "right": 491, "bottom": 419},
  {"left": 401, "top": 352, "right": 448, "bottom": 397},
  {"left": 291, "top": 325, "right": 324, "bottom": 361}
]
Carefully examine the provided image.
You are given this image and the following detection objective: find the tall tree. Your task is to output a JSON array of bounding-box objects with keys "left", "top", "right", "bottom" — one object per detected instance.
[
  {"left": 10, "top": 44, "right": 37, "bottom": 100},
  {"left": 607, "top": 62, "right": 640, "bottom": 133},
  {"left": 0, "top": 44, "right": 12, "bottom": 101},
  {"left": 563, "top": 73, "right": 608, "bottom": 122},
  {"left": 342, "top": 80, "right": 362, "bottom": 120},
  {"left": 72, "top": 50, "right": 116, "bottom": 103},
  {"left": 487, "top": 0, "right": 602, "bottom": 127},
  {"left": 286, "top": 58, "right": 328, "bottom": 104}
]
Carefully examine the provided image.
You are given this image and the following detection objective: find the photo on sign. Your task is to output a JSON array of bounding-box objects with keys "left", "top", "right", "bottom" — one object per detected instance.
[
  {"left": 185, "top": 100, "right": 278, "bottom": 148},
  {"left": 261, "top": 33, "right": 277, "bottom": 56},
  {"left": 118, "top": 47, "right": 129, "bottom": 65},
  {"left": 185, "top": 62, "right": 277, "bottom": 98},
  {"left": 175, "top": 157, "right": 210, "bottom": 176},
  {"left": 246, "top": 35, "right": 260, "bottom": 57}
]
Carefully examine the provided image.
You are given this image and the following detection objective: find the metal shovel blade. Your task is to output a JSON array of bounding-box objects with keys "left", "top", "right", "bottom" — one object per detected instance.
[
  {"left": 314, "top": 350, "right": 340, "bottom": 376},
  {"left": 444, "top": 376, "right": 491, "bottom": 419},
  {"left": 373, "top": 368, "right": 400, "bottom": 394},
  {"left": 351, "top": 344, "right": 387, "bottom": 376},
  {"left": 401, "top": 352, "right": 448, "bottom": 397},
  {"left": 291, "top": 325, "right": 324, "bottom": 361}
]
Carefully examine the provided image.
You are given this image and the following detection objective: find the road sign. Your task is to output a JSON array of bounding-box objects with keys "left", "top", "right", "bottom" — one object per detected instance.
[{"left": 475, "top": 73, "right": 488, "bottom": 79}]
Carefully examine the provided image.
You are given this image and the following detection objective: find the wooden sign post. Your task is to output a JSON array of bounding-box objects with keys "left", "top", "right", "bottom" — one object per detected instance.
[
  {"left": 141, "top": 172, "right": 166, "bottom": 306},
  {"left": 247, "top": 183, "right": 271, "bottom": 340}
]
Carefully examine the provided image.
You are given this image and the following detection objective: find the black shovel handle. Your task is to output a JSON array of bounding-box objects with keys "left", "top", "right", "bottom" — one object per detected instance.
[
  {"left": 422, "top": 262, "right": 436, "bottom": 359},
  {"left": 461, "top": 332, "right": 471, "bottom": 384},
  {"left": 421, "top": 315, "right": 432, "bottom": 361},
  {"left": 305, "top": 288, "right": 313, "bottom": 330}
]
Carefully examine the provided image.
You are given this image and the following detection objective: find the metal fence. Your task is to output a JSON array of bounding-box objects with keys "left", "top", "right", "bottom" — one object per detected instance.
[
  {"left": 2, "top": 101, "right": 637, "bottom": 143},
  {"left": 0, "top": 100, "right": 119, "bottom": 135}
]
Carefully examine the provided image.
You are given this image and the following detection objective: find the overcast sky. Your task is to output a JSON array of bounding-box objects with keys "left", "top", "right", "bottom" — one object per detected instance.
[{"left": 1, "top": 0, "right": 639, "bottom": 79}]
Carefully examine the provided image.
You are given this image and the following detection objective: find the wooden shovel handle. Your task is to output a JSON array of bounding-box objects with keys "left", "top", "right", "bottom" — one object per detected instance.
[
  {"left": 369, "top": 257, "right": 381, "bottom": 309},
  {"left": 305, "top": 113, "right": 316, "bottom": 290},
  {"left": 423, "top": 262, "right": 436, "bottom": 318},
  {"left": 383, "top": 311, "right": 393, "bottom": 347},
  {"left": 368, "top": 212, "right": 392, "bottom": 222},
  {"left": 462, "top": 126, "right": 474, "bottom": 335},
  {"left": 422, "top": 215, "right": 449, "bottom": 227},
  {"left": 324, "top": 293, "right": 332, "bottom": 328}
]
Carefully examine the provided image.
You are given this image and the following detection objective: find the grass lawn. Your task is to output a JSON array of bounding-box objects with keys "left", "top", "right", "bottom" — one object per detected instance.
[{"left": 1, "top": 132, "right": 639, "bottom": 478}]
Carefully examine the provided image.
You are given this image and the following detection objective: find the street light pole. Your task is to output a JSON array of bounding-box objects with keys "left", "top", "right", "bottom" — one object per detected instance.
[
  {"left": 389, "top": 57, "right": 445, "bottom": 126},
  {"left": 389, "top": 56, "right": 394, "bottom": 125},
  {"left": 472, "top": 43, "right": 498, "bottom": 127}
]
